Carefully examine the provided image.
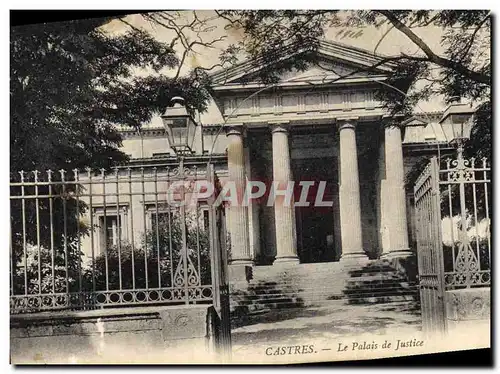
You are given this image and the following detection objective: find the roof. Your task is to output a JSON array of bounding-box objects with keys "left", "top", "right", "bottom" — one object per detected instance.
[{"left": 210, "top": 39, "right": 396, "bottom": 86}]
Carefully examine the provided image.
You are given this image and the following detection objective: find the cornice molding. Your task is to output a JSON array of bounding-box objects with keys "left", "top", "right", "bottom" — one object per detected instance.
[
  {"left": 210, "top": 40, "right": 394, "bottom": 87},
  {"left": 119, "top": 127, "right": 166, "bottom": 139}
]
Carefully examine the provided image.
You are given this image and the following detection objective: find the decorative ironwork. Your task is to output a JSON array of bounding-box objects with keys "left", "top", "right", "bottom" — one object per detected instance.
[
  {"left": 439, "top": 149, "right": 491, "bottom": 290},
  {"left": 9, "top": 162, "right": 226, "bottom": 314},
  {"left": 414, "top": 150, "right": 491, "bottom": 335},
  {"left": 10, "top": 286, "right": 214, "bottom": 313},
  {"left": 414, "top": 157, "right": 447, "bottom": 335}
]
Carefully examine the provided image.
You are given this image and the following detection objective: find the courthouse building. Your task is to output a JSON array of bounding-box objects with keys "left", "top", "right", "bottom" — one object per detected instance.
[{"left": 86, "top": 40, "right": 450, "bottom": 268}]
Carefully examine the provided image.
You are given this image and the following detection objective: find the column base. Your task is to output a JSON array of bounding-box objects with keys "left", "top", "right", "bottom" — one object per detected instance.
[
  {"left": 380, "top": 249, "right": 413, "bottom": 260},
  {"left": 228, "top": 263, "right": 254, "bottom": 283},
  {"left": 273, "top": 256, "right": 300, "bottom": 265},
  {"left": 339, "top": 252, "right": 369, "bottom": 267},
  {"left": 229, "top": 259, "right": 254, "bottom": 266}
]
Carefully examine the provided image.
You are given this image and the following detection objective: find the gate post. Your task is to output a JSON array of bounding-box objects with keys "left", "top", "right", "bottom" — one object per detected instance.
[
  {"left": 207, "top": 163, "right": 232, "bottom": 361},
  {"left": 414, "top": 157, "right": 447, "bottom": 336},
  {"left": 429, "top": 157, "right": 448, "bottom": 336}
]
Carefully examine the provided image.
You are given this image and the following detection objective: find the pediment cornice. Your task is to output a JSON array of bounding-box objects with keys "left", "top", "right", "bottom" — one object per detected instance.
[{"left": 210, "top": 40, "right": 395, "bottom": 88}]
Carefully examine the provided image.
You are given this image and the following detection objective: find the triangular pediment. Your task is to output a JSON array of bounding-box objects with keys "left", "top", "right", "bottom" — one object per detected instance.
[
  {"left": 210, "top": 40, "right": 394, "bottom": 87},
  {"left": 402, "top": 116, "right": 429, "bottom": 127}
]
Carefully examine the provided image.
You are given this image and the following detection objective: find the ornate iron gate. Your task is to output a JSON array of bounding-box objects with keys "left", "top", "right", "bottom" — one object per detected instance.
[
  {"left": 9, "top": 160, "right": 231, "bottom": 354},
  {"left": 207, "top": 164, "right": 232, "bottom": 356},
  {"left": 414, "top": 152, "right": 491, "bottom": 335},
  {"left": 414, "top": 156, "right": 447, "bottom": 335}
]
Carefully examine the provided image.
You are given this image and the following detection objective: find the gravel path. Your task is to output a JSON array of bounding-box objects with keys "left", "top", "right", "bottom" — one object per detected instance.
[{"left": 230, "top": 301, "right": 424, "bottom": 363}]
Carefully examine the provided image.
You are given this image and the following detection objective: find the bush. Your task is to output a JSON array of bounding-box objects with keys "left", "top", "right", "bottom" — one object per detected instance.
[{"left": 83, "top": 209, "right": 212, "bottom": 291}]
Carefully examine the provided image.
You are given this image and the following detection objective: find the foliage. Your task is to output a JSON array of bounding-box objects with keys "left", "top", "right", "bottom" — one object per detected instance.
[
  {"left": 216, "top": 11, "right": 492, "bottom": 190},
  {"left": 217, "top": 11, "right": 491, "bottom": 194},
  {"left": 218, "top": 10, "right": 490, "bottom": 110},
  {"left": 465, "top": 101, "right": 491, "bottom": 161},
  {"left": 10, "top": 17, "right": 215, "bottom": 173},
  {"left": 13, "top": 242, "right": 83, "bottom": 295},
  {"left": 10, "top": 14, "right": 217, "bottom": 279},
  {"left": 14, "top": 208, "right": 215, "bottom": 296},
  {"left": 217, "top": 10, "right": 491, "bottom": 170},
  {"left": 10, "top": 190, "right": 88, "bottom": 293},
  {"left": 83, "top": 209, "right": 212, "bottom": 291}
]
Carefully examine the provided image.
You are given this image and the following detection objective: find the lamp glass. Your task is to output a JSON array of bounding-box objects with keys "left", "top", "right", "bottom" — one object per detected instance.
[{"left": 161, "top": 98, "right": 198, "bottom": 154}]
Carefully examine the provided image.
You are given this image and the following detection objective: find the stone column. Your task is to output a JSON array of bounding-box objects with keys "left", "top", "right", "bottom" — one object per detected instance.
[
  {"left": 338, "top": 121, "right": 368, "bottom": 263},
  {"left": 271, "top": 124, "right": 299, "bottom": 263},
  {"left": 226, "top": 126, "right": 252, "bottom": 265},
  {"left": 244, "top": 142, "right": 261, "bottom": 261},
  {"left": 381, "top": 122, "right": 411, "bottom": 257},
  {"left": 377, "top": 139, "right": 390, "bottom": 254}
]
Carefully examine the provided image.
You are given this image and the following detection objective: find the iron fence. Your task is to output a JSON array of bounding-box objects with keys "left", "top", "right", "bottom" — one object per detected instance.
[
  {"left": 414, "top": 152, "right": 491, "bottom": 334},
  {"left": 414, "top": 157, "right": 447, "bottom": 334},
  {"left": 439, "top": 155, "right": 491, "bottom": 289},
  {"left": 9, "top": 162, "right": 224, "bottom": 314}
]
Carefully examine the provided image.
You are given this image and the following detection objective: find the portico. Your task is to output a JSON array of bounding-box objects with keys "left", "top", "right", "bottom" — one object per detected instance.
[
  {"left": 223, "top": 118, "right": 411, "bottom": 267},
  {"left": 210, "top": 40, "right": 414, "bottom": 267}
]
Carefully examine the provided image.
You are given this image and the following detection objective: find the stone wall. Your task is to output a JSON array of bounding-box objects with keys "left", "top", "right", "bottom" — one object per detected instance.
[
  {"left": 11, "top": 305, "right": 222, "bottom": 364},
  {"left": 445, "top": 287, "right": 491, "bottom": 332}
]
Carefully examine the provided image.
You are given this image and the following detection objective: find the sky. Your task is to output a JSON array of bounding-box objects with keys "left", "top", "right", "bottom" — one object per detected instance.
[{"left": 102, "top": 11, "right": 452, "bottom": 126}]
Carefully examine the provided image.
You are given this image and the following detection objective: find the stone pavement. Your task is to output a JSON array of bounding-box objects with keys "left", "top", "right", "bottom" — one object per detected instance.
[{"left": 230, "top": 301, "right": 425, "bottom": 364}]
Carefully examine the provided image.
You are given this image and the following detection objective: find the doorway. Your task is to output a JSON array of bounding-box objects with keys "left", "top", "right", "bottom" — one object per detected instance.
[{"left": 292, "top": 157, "right": 338, "bottom": 263}]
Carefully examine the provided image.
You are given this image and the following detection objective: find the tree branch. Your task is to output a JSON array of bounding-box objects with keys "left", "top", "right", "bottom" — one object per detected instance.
[
  {"left": 460, "top": 13, "right": 491, "bottom": 61},
  {"left": 378, "top": 10, "right": 490, "bottom": 85}
]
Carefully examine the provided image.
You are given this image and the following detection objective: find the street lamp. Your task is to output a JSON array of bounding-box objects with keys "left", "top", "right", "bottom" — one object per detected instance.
[
  {"left": 161, "top": 96, "right": 198, "bottom": 306},
  {"left": 161, "top": 96, "right": 198, "bottom": 156},
  {"left": 439, "top": 97, "right": 476, "bottom": 158}
]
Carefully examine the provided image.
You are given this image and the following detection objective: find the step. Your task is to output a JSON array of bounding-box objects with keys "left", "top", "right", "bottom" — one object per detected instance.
[
  {"left": 246, "top": 283, "right": 346, "bottom": 292},
  {"left": 345, "top": 290, "right": 416, "bottom": 297},
  {"left": 236, "top": 283, "right": 347, "bottom": 293},
  {"left": 232, "top": 300, "right": 304, "bottom": 311},
  {"left": 345, "top": 284, "right": 417, "bottom": 291},
  {"left": 231, "top": 297, "right": 298, "bottom": 306},
  {"left": 343, "top": 289, "right": 418, "bottom": 298},
  {"left": 344, "top": 284, "right": 419, "bottom": 292},
  {"left": 346, "top": 295, "right": 417, "bottom": 304},
  {"left": 252, "top": 268, "right": 347, "bottom": 277},
  {"left": 252, "top": 264, "right": 346, "bottom": 277},
  {"left": 229, "top": 259, "right": 417, "bottom": 317}
]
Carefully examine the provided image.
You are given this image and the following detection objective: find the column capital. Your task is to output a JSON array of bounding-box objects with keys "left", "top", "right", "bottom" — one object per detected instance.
[
  {"left": 382, "top": 114, "right": 406, "bottom": 129},
  {"left": 337, "top": 121, "right": 357, "bottom": 131},
  {"left": 269, "top": 121, "right": 291, "bottom": 134},
  {"left": 337, "top": 116, "right": 359, "bottom": 131},
  {"left": 383, "top": 120, "right": 404, "bottom": 130},
  {"left": 226, "top": 124, "right": 246, "bottom": 137}
]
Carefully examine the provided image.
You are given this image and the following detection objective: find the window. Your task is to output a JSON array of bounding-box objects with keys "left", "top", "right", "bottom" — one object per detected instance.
[
  {"left": 152, "top": 152, "right": 171, "bottom": 158},
  {"left": 147, "top": 206, "right": 211, "bottom": 235},
  {"left": 203, "top": 210, "right": 210, "bottom": 232},
  {"left": 99, "top": 215, "right": 122, "bottom": 250}
]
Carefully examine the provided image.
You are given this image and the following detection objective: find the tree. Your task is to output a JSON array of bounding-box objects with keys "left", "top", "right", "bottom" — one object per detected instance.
[
  {"left": 216, "top": 10, "right": 490, "bottom": 107},
  {"left": 216, "top": 10, "right": 491, "bottom": 178},
  {"left": 10, "top": 15, "right": 216, "bottom": 173},
  {"left": 10, "top": 12, "right": 223, "bottom": 295}
]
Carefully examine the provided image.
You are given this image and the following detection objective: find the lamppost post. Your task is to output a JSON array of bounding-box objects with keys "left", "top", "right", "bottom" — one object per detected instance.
[{"left": 162, "top": 96, "right": 199, "bottom": 304}]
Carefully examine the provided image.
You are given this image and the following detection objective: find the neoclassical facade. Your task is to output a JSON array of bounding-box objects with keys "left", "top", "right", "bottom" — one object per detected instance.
[{"left": 113, "top": 40, "right": 450, "bottom": 268}]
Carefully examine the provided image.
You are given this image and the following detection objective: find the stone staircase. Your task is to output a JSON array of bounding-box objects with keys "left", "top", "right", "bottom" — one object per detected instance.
[
  {"left": 343, "top": 258, "right": 419, "bottom": 304},
  {"left": 229, "top": 257, "right": 419, "bottom": 326}
]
